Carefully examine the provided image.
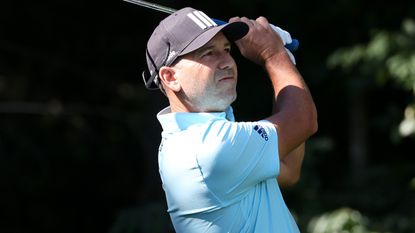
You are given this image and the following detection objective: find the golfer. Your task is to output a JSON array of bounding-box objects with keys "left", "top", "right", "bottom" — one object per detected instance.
[{"left": 142, "top": 7, "right": 318, "bottom": 233}]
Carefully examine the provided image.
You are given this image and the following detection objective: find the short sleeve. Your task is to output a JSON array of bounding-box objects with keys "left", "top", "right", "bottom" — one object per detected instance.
[{"left": 196, "top": 119, "right": 280, "bottom": 201}]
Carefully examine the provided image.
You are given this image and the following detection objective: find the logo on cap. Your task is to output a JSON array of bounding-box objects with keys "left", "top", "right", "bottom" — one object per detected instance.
[
  {"left": 187, "top": 10, "right": 218, "bottom": 29},
  {"left": 166, "top": 50, "right": 177, "bottom": 64}
]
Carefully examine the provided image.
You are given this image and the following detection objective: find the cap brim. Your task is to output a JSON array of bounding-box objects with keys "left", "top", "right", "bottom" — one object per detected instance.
[{"left": 180, "top": 21, "right": 248, "bottom": 56}]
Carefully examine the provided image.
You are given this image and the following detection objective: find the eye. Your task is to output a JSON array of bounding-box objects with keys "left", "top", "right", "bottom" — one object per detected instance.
[
  {"left": 224, "top": 47, "right": 231, "bottom": 53},
  {"left": 202, "top": 50, "right": 213, "bottom": 57}
]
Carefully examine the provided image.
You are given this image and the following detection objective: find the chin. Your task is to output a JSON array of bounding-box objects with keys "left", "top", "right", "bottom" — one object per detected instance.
[
  {"left": 214, "top": 95, "right": 237, "bottom": 112},
  {"left": 196, "top": 91, "right": 237, "bottom": 112},
  {"left": 225, "top": 92, "right": 237, "bottom": 106}
]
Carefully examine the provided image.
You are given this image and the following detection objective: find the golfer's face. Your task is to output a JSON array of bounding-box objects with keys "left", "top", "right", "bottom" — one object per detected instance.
[{"left": 173, "top": 32, "right": 238, "bottom": 112}]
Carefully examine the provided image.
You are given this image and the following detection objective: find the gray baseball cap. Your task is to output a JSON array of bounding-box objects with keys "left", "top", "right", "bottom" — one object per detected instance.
[{"left": 143, "top": 7, "right": 249, "bottom": 90}]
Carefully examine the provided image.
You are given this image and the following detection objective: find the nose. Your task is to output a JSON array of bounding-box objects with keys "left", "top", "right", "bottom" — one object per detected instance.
[{"left": 218, "top": 52, "right": 235, "bottom": 70}]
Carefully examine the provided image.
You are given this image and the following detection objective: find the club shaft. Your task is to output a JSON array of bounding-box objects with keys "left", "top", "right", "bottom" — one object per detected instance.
[
  {"left": 123, "top": 0, "right": 176, "bottom": 14},
  {"left": 123, "top": 0, "right": 299, "bottom": 52}
]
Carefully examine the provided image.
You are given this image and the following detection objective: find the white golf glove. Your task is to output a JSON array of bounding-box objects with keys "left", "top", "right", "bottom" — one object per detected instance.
[{"left": 270, "top": 24, "right": 296, "bottom": 65}]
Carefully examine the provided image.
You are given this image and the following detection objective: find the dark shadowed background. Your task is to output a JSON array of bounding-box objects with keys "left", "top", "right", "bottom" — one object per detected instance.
[{"left": 1, "top": 0, "right": 414, "bottom": 232}]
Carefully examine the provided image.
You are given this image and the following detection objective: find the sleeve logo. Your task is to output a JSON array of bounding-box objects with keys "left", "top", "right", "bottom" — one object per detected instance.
[{"left": 254, "top": 125, "right": 269, "bottom": 141}]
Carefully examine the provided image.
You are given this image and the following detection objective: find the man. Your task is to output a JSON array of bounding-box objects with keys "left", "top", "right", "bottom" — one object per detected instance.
[{"left": 142, "top": 7, "right": 317, "bottom": 233}]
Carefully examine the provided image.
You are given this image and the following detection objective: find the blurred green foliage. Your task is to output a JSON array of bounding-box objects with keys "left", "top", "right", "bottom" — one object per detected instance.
[
  {"left": 328, "top": 18, "right": 415, "bottom": 140},
  {"left": 308, "top": 208, "right": 371, "bottom": 233}
]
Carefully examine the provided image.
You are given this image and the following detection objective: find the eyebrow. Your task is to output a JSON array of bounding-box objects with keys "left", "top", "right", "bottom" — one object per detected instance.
[{"left": 194, "top": 41, "right": 231, "bottom": 56}]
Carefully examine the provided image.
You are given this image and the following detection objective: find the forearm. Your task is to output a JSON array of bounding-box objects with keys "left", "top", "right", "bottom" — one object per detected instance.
[
  {"left": 277, "top": 143, "right": 305, "bottom": 187},
  {"left": 264, "top": 52, "right": 317, "bottom": 158}
]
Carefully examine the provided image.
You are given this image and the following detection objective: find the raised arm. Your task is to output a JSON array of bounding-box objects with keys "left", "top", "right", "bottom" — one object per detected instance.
[{"left": 230, "top": 16, "right": 317, "bottom": 180}]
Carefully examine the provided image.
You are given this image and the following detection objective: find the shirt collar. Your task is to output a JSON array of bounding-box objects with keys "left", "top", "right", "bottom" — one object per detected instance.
[{"left": 157, "top": 106, "right": 235, "bottom": 133}]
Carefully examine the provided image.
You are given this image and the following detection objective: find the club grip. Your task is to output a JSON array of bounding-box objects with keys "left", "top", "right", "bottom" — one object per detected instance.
[
  {"left": 212, "top": 18, "right": 299, "bottom": 52},
  {"left": 285, "top": 39, "right": 299, "bottom": 52}
]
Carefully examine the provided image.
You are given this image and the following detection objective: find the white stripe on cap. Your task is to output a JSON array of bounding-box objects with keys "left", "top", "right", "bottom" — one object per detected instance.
[
  {"left": 193, "top": 11, "right": 215, "bottom": 27},
  {"left": 187, "top": 13, "right": 207, "bottom": 29},
  {"left": 187, "top": 11, "right": 217, "bottom": 29},
  {"left": 197, "top": 11, "right": 217, "bottom": 26}
]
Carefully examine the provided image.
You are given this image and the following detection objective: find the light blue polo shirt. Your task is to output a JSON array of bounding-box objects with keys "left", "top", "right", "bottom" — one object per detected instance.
[{"left": 157, "top": 106, "right": 300, "bottom": 233}]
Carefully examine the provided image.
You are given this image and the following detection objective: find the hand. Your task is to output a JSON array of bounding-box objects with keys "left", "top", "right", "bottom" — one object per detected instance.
[
  {"left": 229, "top": 16, "right": 286, "bottom": 65},
  {"left": 270, "top": 24, "right": 296, "bottom": 64}
]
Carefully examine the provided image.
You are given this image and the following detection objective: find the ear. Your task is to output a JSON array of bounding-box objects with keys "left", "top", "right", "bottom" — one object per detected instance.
[{"left": 159, "top": 66, "right": 181, "bottom": 92}]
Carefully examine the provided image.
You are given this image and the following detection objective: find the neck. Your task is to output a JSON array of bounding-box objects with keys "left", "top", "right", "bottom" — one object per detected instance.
[
  {"left": 168, "top": 98, "right": 228, "bottom": 113},
  {"left": 166, "top": 90, "right": 230, "bottom": 113},
  {"left": 167, "top": 91, "right": 193, "bottom": 112}
]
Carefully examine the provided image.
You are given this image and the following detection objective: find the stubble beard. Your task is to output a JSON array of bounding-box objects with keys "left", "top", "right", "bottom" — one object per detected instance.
[{"left": 197, "top": 69, "right": 237, "bottom": 112}]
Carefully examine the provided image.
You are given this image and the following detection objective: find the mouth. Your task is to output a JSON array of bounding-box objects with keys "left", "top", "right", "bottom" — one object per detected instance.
[
  {"left": 215, "top": 68, "right": 236, "bottom": 83},
  {"left": 218, "top": 76, "right": 234, "bottom": 82}
]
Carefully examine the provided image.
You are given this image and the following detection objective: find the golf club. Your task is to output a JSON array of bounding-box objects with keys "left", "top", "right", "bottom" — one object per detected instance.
[{"left": 123, "top": 0, "right": 299, "bottom": 52}]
